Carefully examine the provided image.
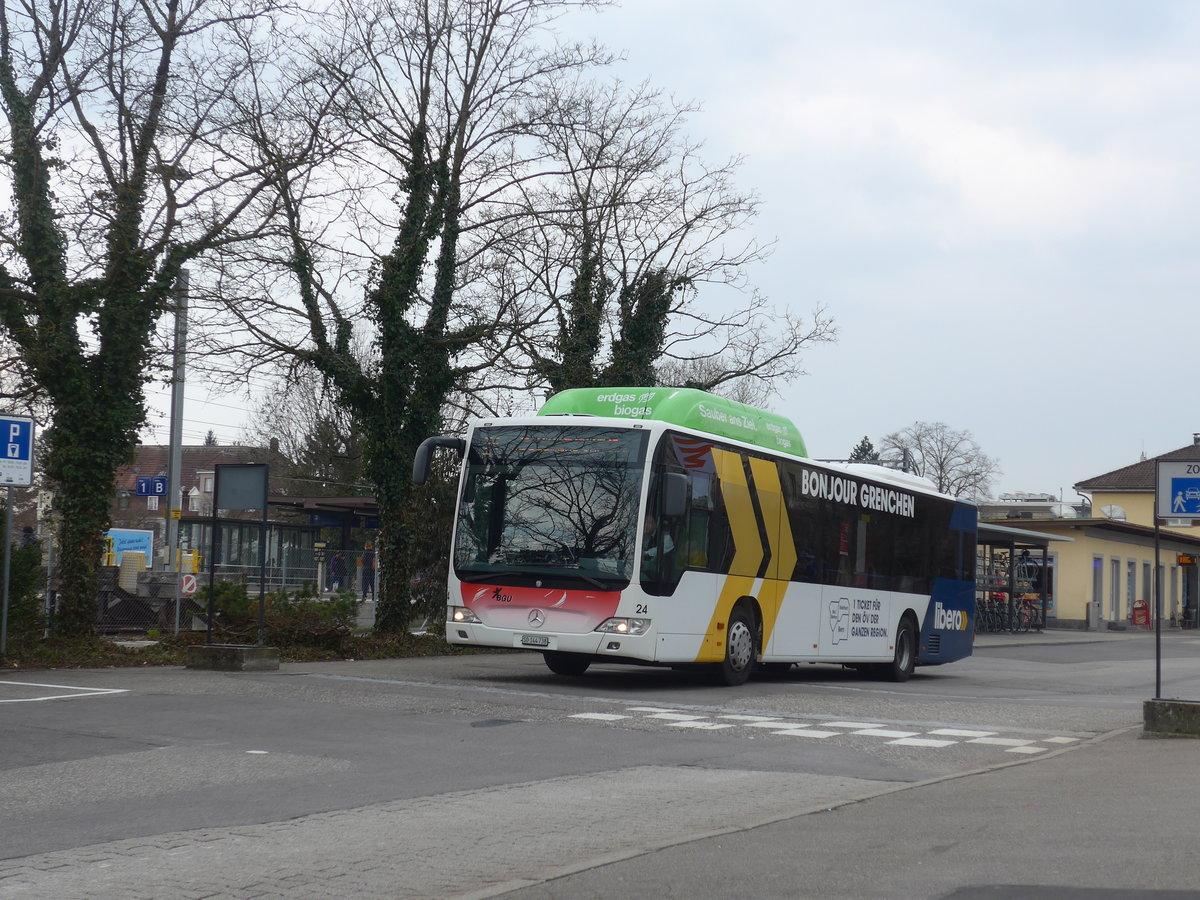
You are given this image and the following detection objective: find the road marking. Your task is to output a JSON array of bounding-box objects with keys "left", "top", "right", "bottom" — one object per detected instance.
[
  {"left": 968, "top": 737, "right": 1036, "bottom": 747},
  {"left": 0, "top": 680, "right": 128, "bottom": 703},
  {"left": 560, "top": 703, "right": 1089, "bottom": 757},
  {"left": 569, "top": 713, "right": 628, "bottom": 721},
  {"left": 822, "top": 721, "right": 886, "bottom": 729}
]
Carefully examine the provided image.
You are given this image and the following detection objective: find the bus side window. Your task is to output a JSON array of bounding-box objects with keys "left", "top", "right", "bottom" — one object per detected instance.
[
  {"left": 782, "top": 464, "right": 822, "bottom": 584},
  {"left": 686, "top": 470, "right": 714, "bottom": 569}
]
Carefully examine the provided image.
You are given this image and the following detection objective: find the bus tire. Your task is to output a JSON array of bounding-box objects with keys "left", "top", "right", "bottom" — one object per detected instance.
[
  {"left": 717, "top": 606, "right": 757, "bottom": 686},
  {"left": 543, "top": 651, "right": 591, "bottom": 676},
  {"left": 882, "top": 617, "right": 916, "bottom": 682}
]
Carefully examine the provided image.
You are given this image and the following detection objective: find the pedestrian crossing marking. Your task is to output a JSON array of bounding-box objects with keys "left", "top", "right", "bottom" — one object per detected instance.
[
  {"left": 968, "top": 737, "right": 1036, "bottom": 747},
  {"left": 569, "top": 713, "right": 629, "bottom": 721},
  {"left": 564, "top": 705, "right": 1086, "bottom": 756}
]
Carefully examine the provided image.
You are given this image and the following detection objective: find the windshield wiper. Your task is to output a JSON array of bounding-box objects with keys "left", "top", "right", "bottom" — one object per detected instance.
[
  {"left": 457, "top": 571, "right": 507, "bottom": 583},
  {"left": 455, "top": 567, "right": 616, "bottom": 590}
]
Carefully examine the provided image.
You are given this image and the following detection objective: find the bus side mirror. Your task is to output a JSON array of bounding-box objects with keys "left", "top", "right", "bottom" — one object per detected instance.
[
  {"left": 412, "top": 436, "right": 465, "bottom": 485},
  {"left": 661, "top": 472, "right": 688, "bottom": 519}
]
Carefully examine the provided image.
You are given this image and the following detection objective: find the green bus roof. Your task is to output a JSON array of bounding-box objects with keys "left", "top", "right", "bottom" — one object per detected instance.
[{"left": 537, "top": 387, "right": 807, "bottom": 458}]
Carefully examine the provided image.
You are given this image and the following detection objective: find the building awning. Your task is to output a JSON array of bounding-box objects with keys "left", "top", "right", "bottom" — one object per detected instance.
[{"left": 978, "top": 522, "right": 1073, "bottom": 546}]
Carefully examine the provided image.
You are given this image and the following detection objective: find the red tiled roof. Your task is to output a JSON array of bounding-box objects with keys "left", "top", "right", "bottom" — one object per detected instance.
[
  {"left": 115, "top": 445, "right": 270, "bottom": 492},
  {"left": 1074, "top": 441, "right": 1200, "bottom": 492}
]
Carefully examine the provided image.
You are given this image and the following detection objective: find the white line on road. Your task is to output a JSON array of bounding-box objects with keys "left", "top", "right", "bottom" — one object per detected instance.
[{"left": 0, "top": 680, "right": 128, "bottom": 703}]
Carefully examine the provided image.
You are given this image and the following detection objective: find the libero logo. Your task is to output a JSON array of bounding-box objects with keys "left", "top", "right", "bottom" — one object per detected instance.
[{"left": 934, "top": 602, "right": 968, "bottom": 632}]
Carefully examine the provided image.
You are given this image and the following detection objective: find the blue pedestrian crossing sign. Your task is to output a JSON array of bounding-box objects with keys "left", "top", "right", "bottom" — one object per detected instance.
[
  {"left": 1157, "top": 461, "right": 1200, "bottom": 519},
  {"left": 0, "top": 415, "right": 34, "bottom": 487}
]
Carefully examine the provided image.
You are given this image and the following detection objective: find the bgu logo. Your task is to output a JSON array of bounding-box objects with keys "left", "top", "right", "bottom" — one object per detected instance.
[{"left": 934, "top": 602, "right": 968, "bottom": 632}]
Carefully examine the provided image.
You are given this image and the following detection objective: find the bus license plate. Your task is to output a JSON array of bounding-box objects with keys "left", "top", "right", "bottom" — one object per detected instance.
[{"left": 520, "top": 634, "right": 550, "bottom": 647}]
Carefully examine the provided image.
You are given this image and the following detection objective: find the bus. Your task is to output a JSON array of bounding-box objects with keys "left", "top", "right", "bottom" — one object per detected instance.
[{"left": 412, "top": 387, "right": 977, "bottom": 685}]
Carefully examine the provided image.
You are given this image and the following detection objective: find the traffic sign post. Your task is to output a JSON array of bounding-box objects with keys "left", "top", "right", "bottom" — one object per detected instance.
[
  {"left": 1149, "top": 461, "right": 1200, "bottom": 699},
  {"left": 0, "top": 414, "right": 33, "bottom": 656}
]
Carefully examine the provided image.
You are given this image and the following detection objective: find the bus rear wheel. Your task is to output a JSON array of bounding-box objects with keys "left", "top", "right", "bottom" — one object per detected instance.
[
  {"left": 881, "top": 618, "right": 916, "bottom": 682},
  {"left": 543, "top": 651, "right": 591, "bottom": 676},
  {"left": 717, "top": 607, "right": 757, "bottom": 686}
]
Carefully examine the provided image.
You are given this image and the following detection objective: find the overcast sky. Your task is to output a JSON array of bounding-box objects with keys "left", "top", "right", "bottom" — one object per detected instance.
[
  {"left": 553, "top": 0, "right": 1200, "bottom": 498},
  {"left": 151, "top": 0, "right": 1200, "bottom": 500}
]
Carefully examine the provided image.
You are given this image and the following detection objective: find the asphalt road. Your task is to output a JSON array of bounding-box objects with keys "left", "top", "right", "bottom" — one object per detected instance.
[{"left": 1, "top": 628, "right": 1198, "bottom": 898}]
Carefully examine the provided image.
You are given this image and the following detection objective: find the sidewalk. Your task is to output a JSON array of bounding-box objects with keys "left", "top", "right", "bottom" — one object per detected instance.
[{"left": 972, "top": 623, "right": 1175, "bottom": 648}]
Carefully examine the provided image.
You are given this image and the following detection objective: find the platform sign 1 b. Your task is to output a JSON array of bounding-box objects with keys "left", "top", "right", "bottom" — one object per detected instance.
[
  {"left": 1156, "top": 460, "right": 1200, "bottom": 519},
  {"left": 0, "top": 415, "right": 34, "bottom": 487}
]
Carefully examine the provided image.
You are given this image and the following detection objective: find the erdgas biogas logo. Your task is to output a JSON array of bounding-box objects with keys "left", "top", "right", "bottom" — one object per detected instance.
[{"left": 934, "top": 602, "right": 968, "bottom": 632}]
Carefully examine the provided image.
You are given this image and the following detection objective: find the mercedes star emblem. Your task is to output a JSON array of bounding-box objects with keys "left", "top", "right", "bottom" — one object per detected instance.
[{"left": 528, "top": 609, "right": 546, "bottom": 628}]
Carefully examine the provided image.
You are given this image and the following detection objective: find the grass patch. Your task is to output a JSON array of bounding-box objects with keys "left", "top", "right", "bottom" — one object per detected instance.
[{"left": 0, "top": 629, "right": 497, "bottom": 670}]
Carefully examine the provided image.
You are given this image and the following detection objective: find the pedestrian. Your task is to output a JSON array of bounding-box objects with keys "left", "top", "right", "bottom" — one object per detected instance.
[
  {"left": 361, "top": 541, "right": 376, "bottom": 601},
  {"left": 330, "top": 551, "right": 347, "bottom": 591}
]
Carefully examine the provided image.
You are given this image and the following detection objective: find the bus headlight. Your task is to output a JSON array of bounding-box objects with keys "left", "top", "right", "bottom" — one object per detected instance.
[
  {"left": 595, "top": 617, "right": 650, "bottom": 635},
  {"left": 449, "top": 606, "right": 481, "bottom": 624}
]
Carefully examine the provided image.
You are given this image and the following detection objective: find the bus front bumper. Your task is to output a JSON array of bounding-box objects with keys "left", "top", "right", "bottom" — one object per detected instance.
[{"left": 446, "top": 620, "right": 658, "bottom": 660}]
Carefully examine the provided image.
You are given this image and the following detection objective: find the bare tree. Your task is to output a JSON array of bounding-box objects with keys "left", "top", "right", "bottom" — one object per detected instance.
[
  {"left": 879, "top": 422, "right": 1000, "bottom": 501},
  {"left": 0, "top": 0, "right": 286, "bottom": 633},
  {"left": 207, "top": 0, "right": 607, "bottom": 631},
  {"left": 500, "top": 78, "right": 835, "bottom": 398},
  {"left": 243, "top": 364, "right": 369, "bottom": 498}
]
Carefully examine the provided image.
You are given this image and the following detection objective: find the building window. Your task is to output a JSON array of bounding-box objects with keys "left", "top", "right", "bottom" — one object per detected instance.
[
  {"left": 147, "top": 496, "right": 159, "bottom": 511},
  {"left": 1110, "top": 558, "right": 1120, "bottom": 620},
  {"left": 1126, "top": 561, "right": 1137, "bottom": 621},
  {"left": 203, "top": 477, "right": 214, "bottom": 493},
  {"left": 189, "top": 491, "right": 200, "bottom": 512}
]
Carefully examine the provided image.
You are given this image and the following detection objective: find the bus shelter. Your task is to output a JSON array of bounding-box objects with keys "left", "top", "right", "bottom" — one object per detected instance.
[{"left": 976, "top": 522, "right": 1070, "bottom": 632}]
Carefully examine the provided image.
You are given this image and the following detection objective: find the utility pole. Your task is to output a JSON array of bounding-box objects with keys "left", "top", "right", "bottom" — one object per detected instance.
[{"left": 167, "top": 270, "right": 188, "bottom": 633}]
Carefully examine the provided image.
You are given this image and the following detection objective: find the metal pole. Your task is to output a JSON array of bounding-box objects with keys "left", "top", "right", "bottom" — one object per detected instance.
[
  {"left": 207, "top": 473, "right": 218, "bottom": 646},
  {"left": 43, "top": 526, "right": 54, "bottom": 637},
  {"left": 1154, "top": 517, "right": 1162, "bottom": 700},
  {"left": 258, "top": 502, "right": 267, "bottom": 647},
  {"left": 1, "top": 486, "right": 12, "bottom": 655},
  {"left": 168, "top": 269, "right": 188, "bottom": 633}
]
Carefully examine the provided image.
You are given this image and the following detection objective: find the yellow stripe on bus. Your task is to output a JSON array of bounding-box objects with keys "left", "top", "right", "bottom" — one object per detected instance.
[
  {"left": 748, "top": 457, "right": 797, "bottom": 647},
  {"left": 695, "top": 449, "right": 763, "bottom": 663}
]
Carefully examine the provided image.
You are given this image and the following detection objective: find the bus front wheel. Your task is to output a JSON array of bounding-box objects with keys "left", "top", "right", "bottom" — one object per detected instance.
[
  {"left": 543, "top": 651, "right": 591, "bottom": 677},
  {"left": 717, "top": 607, "right": 757, "bottom": 686}
]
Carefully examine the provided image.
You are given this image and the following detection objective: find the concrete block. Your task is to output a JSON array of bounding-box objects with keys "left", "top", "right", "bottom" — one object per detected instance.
[
  {"left": 186, "top": 644, "right": 280, "bottom": 672},
  {"left": 1143, "top": 699, "right": 1200, "bottom": 738}
]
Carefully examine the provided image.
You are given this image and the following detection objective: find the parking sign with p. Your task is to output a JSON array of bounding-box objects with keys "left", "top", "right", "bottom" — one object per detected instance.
[{"left": 0, "top": 415, "right": 34, "bottom": 486}]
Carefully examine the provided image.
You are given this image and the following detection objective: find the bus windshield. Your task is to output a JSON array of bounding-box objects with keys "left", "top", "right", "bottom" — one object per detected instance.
[{"left": 453, "top": 425, "right": 648, "bottom": 587}]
